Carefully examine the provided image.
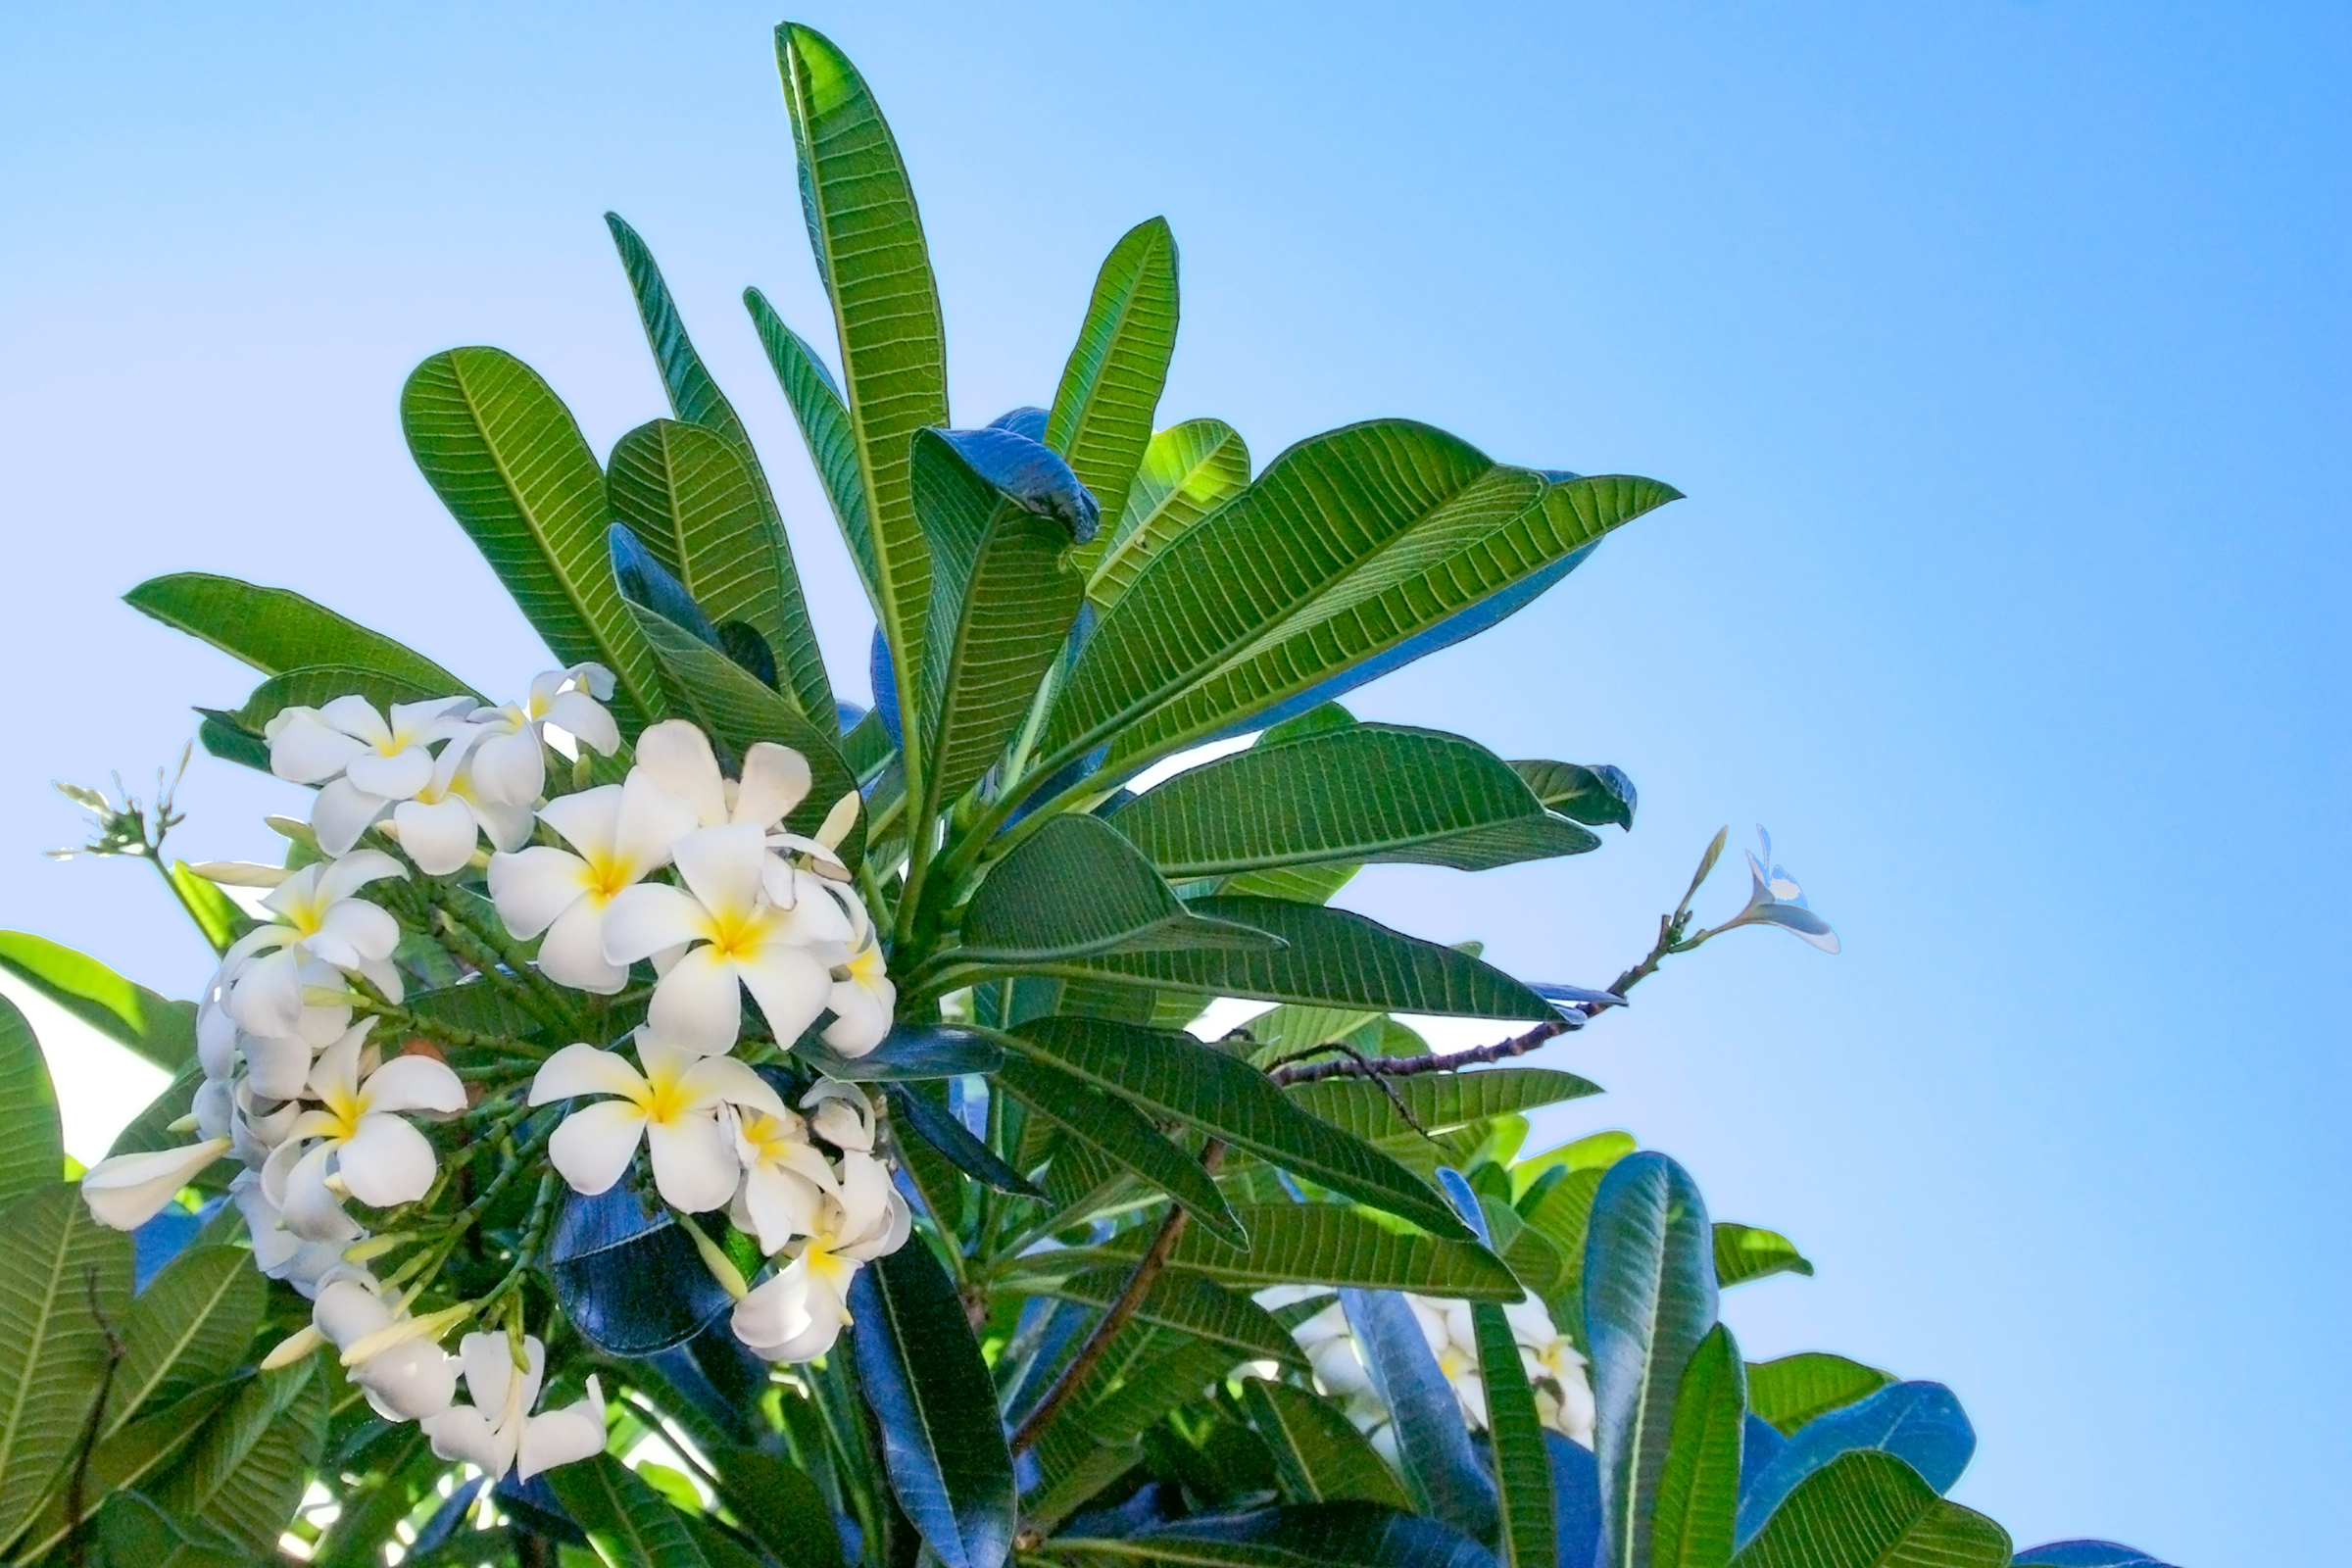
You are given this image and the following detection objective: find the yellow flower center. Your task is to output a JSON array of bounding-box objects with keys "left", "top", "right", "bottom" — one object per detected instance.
[
  {"left": 740, "top": 1112, "right": 799, "bottom": 1166},
  {"left": 578, "top": 853, "right": 635, "bottom": 904},
  {"left": 702, "top": 906, "right": 767, "bottom": 962}
]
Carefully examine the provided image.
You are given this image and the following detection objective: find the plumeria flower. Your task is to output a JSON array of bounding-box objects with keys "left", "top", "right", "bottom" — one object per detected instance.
[
  {"left": 268, "top": 695, "right": 476, "bottom": 855},
  {"left": 193, "top": 1073, "right": 303, "bottom": 1167},
  {"left": 220, "top": 851, "right": 406, "bottom": 1039},
  {"left": 731, "top": 1149, "right": 908, "bottom": 1363},
  {"left": 601, "top": 823, "right": 842, "bottom": 1054},
  {"left": 1724, "top": 827, "right": 1840, "bottom": 953},
  {"left": 728, "top": 1103, "right": 836, "bottom": 1256},
  {"left": 422, "top": 1334, "right": 608, "bottom": 1481},
  {"left": 230, "top": 1169, "right": 346, "bottom": 1294},
  {"left": 816, "top": 888, "right": 894, "bottom": 1057},
  {"left": 311, "top": 1269, "right": 459, "bottom": 1422},
  {"left": 1504, "top": 1296, "right": 1595, "bottom": 1442},
  {"left": 803, "top": 1080, "right": 877, "bottom": 1152},
  {"left": 764, "top": 789, "right": 863, "bottom": 885},
  {"left": 487, "top": 771, "right": 699, "bottom": 994},
  {"left": 529, "top": 1033, "right": 786, "bottom": 1212},
  {"left": 264, "top": 1022, "right": 466, "bottom": 1241},
  {"left": 466, "top": 663, "right": 621, "bottom": 808},
  {"left": 634, "top": 720, "right": 811, "bottom": 832},
  {"left": 390, "top": 730, "right": 536, "bottom": 877},
  {"left": 79, "top": 1138, "right": 230, "bottom": 1230}
]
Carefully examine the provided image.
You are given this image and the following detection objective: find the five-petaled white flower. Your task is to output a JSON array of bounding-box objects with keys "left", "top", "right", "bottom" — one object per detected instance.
[
  {"left": 391, "top": 730, "right": 537, "bottom": 876},
  {"left": 816, "top": 887, "right": 895, "bottom": 1057},
  {"left": 466, "top": 663, "right": 621, "bottom": 808},
  {"left": 727, "top": 1104, "right": 836, "bottom": 1256},
  {"left": 487, "top": 771, "right": 699, "bottom": 993},
  {"left": 600, "top": 823, "right": 843, "bottom": 1054},
  {"left": 312, "top": 1269, "right": 459, "bottom": 1422},
  {"left": 731, "top": 1147, "right": 908, "bottom": 1363},
  {"left": 264, "top": 1022, "right": 466, "bottom": 1241},
  {"left": 220, "top": 850, "right": 406, "bottom": 1039},
  {"left": 422, "top": 1333, "right": 607, "bottom": 1481},
  {"left": 1726, "top": 827, "right": 1839, "bottom": 953},
  {"left": 268, "top": 695, "right": 476, "bottom": 855},
  {"left": 634, "top": 720, "right": 811, "bottom": 832},
  {"left": 530, "top": 1034, "right": 787, "bottom": 1212}
]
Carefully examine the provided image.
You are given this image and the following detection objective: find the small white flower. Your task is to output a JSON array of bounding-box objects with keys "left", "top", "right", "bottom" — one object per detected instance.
[
  {"left": 220, "top": 851, "right": 406, "bottom": 1038},
  {"left": 311, "top": 1270, "right": 459, "bottom": 1422},
  {"left": 634, "top": 720, "right": 811, "bottom": 832},
  {"left": 487, "top": 771, "right": 700, "bottom": 995},
  {"left": 728, "top": 1104, "right": 836, "bottom": 1256},
  {"left": 268, "top": 695, "right": 477, "bottom": 855},
  {"left": 730, "top": 1149, "right": 908, "bottom": 1363},
  {"left": 79, "top": 1138, "right": 230, "bottom": 1230},
  {"left": 229, "top": 1170, "right": 345, "bottom": 1294},
  {"left": 816, "top": 888, "right": 894, "bottom": 1058},
  {"left": 265, "top": 1022, "right": 466, "bottom": 1240},
  {"left": 1725, "top": 827, "right": 1839, "bottom": 953},
  {"left": 529, "top": 1034, "right": 786, "bottom": 1213},
  {"left": 390, "top": 730, "right": 536, "bottom": 876},
  {"left": 467, "top": 664, "right": 621, "bottom": 807},
  {"left": 422, "top": 1333, "right": 608, "bottom": 1481}
]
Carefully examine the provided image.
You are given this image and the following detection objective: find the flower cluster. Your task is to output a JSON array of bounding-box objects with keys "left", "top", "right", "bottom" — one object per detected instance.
[{"left": 76, "top": 665, "right": 904, "bottom": 1485}]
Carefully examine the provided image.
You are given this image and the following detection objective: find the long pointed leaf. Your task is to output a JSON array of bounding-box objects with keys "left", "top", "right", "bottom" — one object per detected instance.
[
  {"left": 1288, "top": 1070, "right": 1601, "bottom": 1156},
  {"left": 122, "top": 572, "right": 475, "bottom": 695},
  {"left": 0, "top": 1186, "right": 132, "bottom": 1546},
  {"left": 1082, "top": 417, "right": 1251, "bottom": 607},
  {"left": 1651, "top": 1324, "right": 1745, "bottom": 1568},
  {"left": 546, "top": 1451, "right": 711, "bottom": 1567},
  {"left": 1744, "top": 1354, "right": 1894, "bottom": 1438},
  {"left": 1036, "top": 1203, "right": 1519, "bottom": 1298},
  {"left": 1044, "top": 1269, "right": 1304, "bottom": 1366},
  {"left": 960, "top": 815, "right": 1275, "bottom": 963},
  {"left": 1734, "top": 1382, "right": 1976, "bottom": 1549},
  {"left": 745, "top": 288, "right": 878, "bottom": 612},
  {"left": 111, "top": 1244, "right": 265, "bottom": 1436},
  {"left": 1728, "top": 1450, "right": 2009, "bottom": 1568},
  {"left": 1240, "top": 1377, "right": 1414, "bottom": 1509},
  {"left": 1045, "top": 217, "right": 1179, "bottom": 534},
  {"left": 150, "top": 1360, "right": 328, "bottom": 1557},
  {"left": 996, "top": 1053, "right": 1243, "bottom": 1245},
  {"left": 1048, "top": 1501, "right": 1495, "bottom": 1568},
  {"left": 0, "top": 996, "right": 63, "bottom": 1209}
]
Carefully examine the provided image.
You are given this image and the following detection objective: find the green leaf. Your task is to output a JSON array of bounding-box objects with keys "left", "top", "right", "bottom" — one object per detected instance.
[
  {"left": 400, "top": 346, "right": 662, "bottom": 724},
  {"left": 1116, "top": 723, "right": 1600, "bottom": 878},
  {"left": 1044, "top": 1500, "right": 1494, "bottom": 1568},
  {"left": 1047, "top": 1203, "right": 1519, "bottom": 1298},
  {"left": 0, "top": 995, "right": 64, "bottom": 1207},
  {"left": 606, "top": 213, "right": 833, "bottom": 720},
  {"left": 1043, "top": 1268, "right": 1304, "bottom": 1367},
  {"left": 308, "top": 1423, "right": 440, "bottom": 1568},
  {"left": 108, "top": 1060, "right": 207, "bottom": 1161},
  {"left": 1512, "top": 1130, "right": 1636, "bottom": 1200},
  {"left": 1652, "top": 1324, "right": 1746, "bottom": 1568},
  {"left": 150, "top": 1361, "right": 327, "bottom": 1557},
  {"left": 1714, "top": 1224, "right": 1815, "bottom": 1289},
  {"left": 776, "top": 22, "right": 949, "bottom": 766},
  {"left": 1008, "top": 1016, "right": 1470, "bottom": 1240},
  {"left": 94, "top": 1491, "right": 251, "bottom": 1568},
  {"left": 1586, "top": 1152, "right": 1719, "bottom": 1568},
  {"left": 959, "top": 815, "right": 1277, "bottom": 963},
  {"left": 112, "top": 1246, "right": 266, "bottom": 1436},
  {"left": 1745, "top": 1354, "right": 1895, "bottom": 1438},
  {"left": 996, "top": 1054, "right": 1244, "bottom": 1246},
  {"left": 1067, "top": 895, "right": 1554, "bottom": 1019},
  {"left": 122, "top": 573, "right": 473, "bottom": 694},
  {"left": 607, "top": 419, "right": 802, "bottom": 704},
  {"left": 10, "top": 1385, "right": 229, "bottom": 1558},
  {"left": 219, "top": 662, "right": 447, "bottom": 732},
  {"left": 910, "top": 427, "right": 1089, "bottom": 816},
  {"left": 1081, "top": 417, "right": 1251, "bottom": 608},
  {"left": 167, "top": 861, "right": 251, "bottom": 956},
  {"left": 1045, "top": 217, "right": 1179, "bottom": 535},
  {"left": 546, "top": 1451, "right": 711, "bottom": 1568},
  {"left": 745, "top": 289, "right": 878, "bottom": 613},
  {"left": 1241, "top": 1377, "right": 1414, "bottom": 1509},
  {"left": 1070, "top": 1334, "right": 1245, "bottom": 1447},
  {"left": 1288, "top": 1070, "right": 1602, "bottom": 1154},
  {"left": 1236, "top": 1001, "right": 1381, "bottom": 1069},
  {"left": 1474, "top": 1295, "right": 1556, "bottom": 1568},
  {"left": 1727, "top": 1449, "right": 2010, "bottom": 1568},
  {"left": 708, "top": 1445, "right": 845, "bottom": 1568},
  {"left": 629, "top": 606, "right": 865, "bottom": 869},
  {"left": 0, "top": 1185, "right": 133, "bottom": 1547},
  {"left": 1509, "top": 760, "right": 1637, "bottom": 830}
]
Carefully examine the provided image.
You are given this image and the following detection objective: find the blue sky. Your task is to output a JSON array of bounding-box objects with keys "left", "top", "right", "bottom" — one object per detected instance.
[{"left": 1, "top": 2, "right": 2344, "bottom": 1558}]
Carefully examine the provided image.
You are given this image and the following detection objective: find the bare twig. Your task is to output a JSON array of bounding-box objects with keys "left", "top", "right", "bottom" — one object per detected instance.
[{"left": 1267, "top": 1016, "right": 1578, "bottom": 1086}]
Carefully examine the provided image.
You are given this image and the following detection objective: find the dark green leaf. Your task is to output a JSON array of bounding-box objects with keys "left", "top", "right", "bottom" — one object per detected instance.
[
  {"left": 0, "top": 1185, "right": 133, "bottom": 1546},
  {"left": 996, "top": 1054, "right": 1243, "bottom": 1245},
  {"left": 1044, "top": 1269, "right": 1303, "bottom": 1367},
  {"left": 94, "top": 1491, "right": 251, "bottom": 1568},
  {"left": 1116, "top": 724, "right": 1599, "bottom": 878},
  {"left": 886, "top": 1082, "right": 1042, "bottom": 1198},
  {"left": 6, "top": 1385, "right": 234, "bottom": 1562},
  {"left": 1287, "top": 1070, "right": 1602, "bottom": 1154},
  {"left": 108, "top": 1060, "right": 206, "bottom": 1161},
  {"left": 0, "top": 994, "right": 64, "bottom": 1206},
  {"left": 708, "top": 1445, "right": 845, "bottom": 1568},
  {"left": 1475, "top": 1291, "right": 1556, "bottom": 1568},
  {"left": 961, "top": 815, "right": 1277, "bottom": 963},
  {"left": 1343, "top": 1288, "right": 1494, "bottom": 1539},
  {"left": 1744, "top": 1355, "right": 1895, "bottom": 1438},
  {"left": 1651, "top": 1325, "right": 1745, "bottom": 1568},
  {"left": 1714, "top": 1224, "right": 1814, "bottom": 1289},
  {"left": 1508, "top": 761, "right": 1637, "bottom": 830},
  {"left": 1045, "top": 217, "right": 1179, "bottom": 535},
  {"left": 1240, "top": 1377, "right": 1413, "bottom": 1509},
  {"left": 113, "top": 1246, "right": 265, "bottom": 1433},
  {"left": 1046, "top": 1203, "right": 1519, "bottom": 1298},
  {"left": 545, "top": 1451, "right": 712, "bottom": 1567},
  {"left": 122, "top": 573, "right": 473, "bottom": 694},
  {"left": 744, "top": 289, "right": 877, "bottom": 613},
  {"left": 1048, "top": 1500, "right": 1494, "bottom": 1568},
  {"left": 150, "top": 1361, "right": 328, "bottom": 1557},
  {"left": 1081, "top": 417, "right": 1251, "bottom": 609},
  {"left": 1727, "top": 1450, "right": 2009, "bottom": 1568},
  {"left": 796, "top": 1021, "right": 1003, "bottom": 1080},
  {"left": 1008, "top": 1016, "right": 1470, "bottom": 1240},
  {"left": 400, "top": 346, "right": 662, "bottom": 723},
  {"left": 846, "top": 1235, "right": 1015, "bottom": 1568}
]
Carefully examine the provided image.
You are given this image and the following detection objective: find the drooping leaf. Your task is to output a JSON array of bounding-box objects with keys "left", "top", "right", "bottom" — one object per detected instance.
[
  {"left": 1713, "top": 1224, "right": 1814, "bottom": 1289},
  {"left": 607, "top": 424, "right": 794, "bottom": 678},
  {"left": 2011, "top": 1542, "right": 2178, "bottom": 1567},
  {"left": 886, "top": 1082, "right": 1043, "bottom": 1197},
  {"left": 1727, "top": 1450, "right": 2008, "bottom": 1568},
  {"left": 1447, "top": 1190, "right": 1553, "bottom": 1568},
  {"left": 1045, "top": 217, "right": 1179, "bottom": 537},
  {"left": 1744, "top": 1354, "right": 1896, "bottom": 1438},
  {"left": 1585, "top": 1152, "right": 1719, "bottom": 1568},
  {"left": 960, "top": 815, "right": 1277, "bottom": 963},
  {"left": 606, "top": 213, "right": 834, "bottom": 719},
  {"left": 150, "top": 1360, "right": 329, "bottom": 1557},
  {"left": 400, "top": 346, "right": 662, "bottom": 723},
  {"left": 0, "top": 994, "right": 64, "bottom": 1208},
  {"left": 1734, "top": 1383, "right": 1976, "bottom": 1549},
  {"left": 0, "top": 1185, "right": 133, "bottom": 1546},
  {"left": 796, "top": 1021, "right": 1004, "bottom": 1080},
  {"left": 629, "top": 605, "right": 865, "bottom": 870},
  {"left": 1045, "top": 1269, "right": 1305, "bottom": 1366},
  {"left": 1066, "top": 895, "right": 1553, "bottom": 1019},
  {"left": 1650, "top": 1324, "right": 1746, "bottom": 1568},
  {"left": 776, "top": 22, "right": 949, "bottom": 762},
  {"left": 111, "top": 1245, "right": 266, "bottom": 1436},
  {"left": 1047, "top": 1203, "right": 1519, "bottom": 1298},
  {"left": 122, "top": 573, "right": 474, "bottom": 695},
  {"left": 1116, "top": 724, "right": 1600, "bottom": 878},
  {"left": 545, "top": 1451, "right": 711, "bottom": 1568},
  {"left": 1082, "top": 417, "right": 1251, "bottom": 608},
  {"left": 996, "top": 1053, "right": 1243, "bottom": 1245},
  {"left": 1508, "top": 761, "right": 1637, "bottom": 830},
  {"left": 1288, "top": 1070, "right": 1602, "bottom": 1154},
  {"left": 547, "top": 1184, "right": 734, "bottom": 1356},
  {"left": 1240, "top": 1377, "right": 1414, "bottom": 1509},
  {"left": 1052, "top": 1500, "right": 1496, "bottom": 1568},
  {"left": 848, "top": 1233, "right": 1016, "bottom": 1568},
  {"left": 1008, "top": 1016, "right": 1471, "bottom": 1240},
  {"left": 745, "top": 288, "right": 877, "bottom": 613},
  {"left": 168, "top": 860, "right": 252, "bottom": 955}
]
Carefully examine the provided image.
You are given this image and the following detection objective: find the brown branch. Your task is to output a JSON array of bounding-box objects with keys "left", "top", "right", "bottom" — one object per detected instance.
[
  {"left": 1007, "top": 1140, "right": 1227, "bottom": 1456},
  {"left": 1266, "top": 1015, "right": 1577, "bottom": 1086}
]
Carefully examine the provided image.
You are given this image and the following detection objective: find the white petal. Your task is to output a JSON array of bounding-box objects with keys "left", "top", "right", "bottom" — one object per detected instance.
[
  {"left": 357, "top": 1338, "right": 458, "bottom": 1421},
  {"left": 270, "top": 710, "right": 368, "bottom": 784},
  {"left": 529, "top": 1043, "right": 647, "bottom": 1104},
  {"left": 316, "top": 849, "right": 407, "bottom": 904},
  {"left": 488, "top": 847, "right": 591, "bottom": 942},
  {"left": 613, "top": 767, "right": 702, "bottom": 875},
  {"left": 197, "top": 995, "right": 236, "bottom": 1080},
  {"left": 457, "top": 1330, "right": 520, "bottom": 1413},
  {"left": 364, "top": 1054, "right": 466, "bottom": 1116},
  {"left": 633, "top": 720, "right": 726, "bottom": 825},
  {"left": 646, "top": 949, "right": 746, "bottom": 1054},
  {"left": 471, "top": 725, "right": 547, "bottom": 807},
  {"left": 646, "top": 1114, "right": 739, "bottom": 1213},
  {"left": 733, "top": 744, "right": 811, "bottom": 829},
  {"left": 821, "top": 982, "right": 893, "bottom": 1057},
  {"left": 515, "top": 1379, "right": 607, "bottom": 1480},
  {"left": 394, "top": 796, "right": 481, "bottom": 875},
  {"left": 599, "top": 884, "right": 709, "bottom": 966},
  {"left": 671, "top": 823, "right": 768, "bottom": 918},
  {"left": 807, "top": 1093, "right": 874, "bottom": 1153},
  {"left": 345, "top": 745, "right": 436, "bottom": 802},
  {"left": 475, "top": 798, "right": 537, "bottom": 854},
  {"left": 731, "top": 1263, "right": 817, "bottom": 1357},
  {"left": 279, "top": 1143, "right": 363, "bottom": 1242},
  {"left": 536, "top": 899, "right": 629, "bottom": 994},
  {"left": 545, "top": 690, "right": 619, "bottom": 756},
  {"left": 741, "top": 1165, "right": 825, "bottom": 1255},
  {"left": 318, "top": 898, "right": 401, "bottom": 965},
  {"left": 423, "top": 1403, "right": 517, "bottom": 1477},
  {"left": 676, "top": 1054, "right": 787, "bottom": 1118},
  {"left": 226, "top": 949, "right": 306, "bottom": 1038},
  {"left": 547, "top": 1102, "right": 647, "bottom": 1196},
  {"left": 736, "top": 946, "right": 832, "bottom": 1047},
  {"left": 829, "top": 1151, "right": 895, "bottom": 1247},
  {"left": 338, "top": 1113, "right": 438, "bottom": 1207},
  {"left": 242, "top": 1031, "right": 315, "bottom": 1102},
  {"left": 568, "top": 662, "right": 616, "bottom": 700},
  {"left": 318, "top": 694, "right": 393, "bottom": 744},
  {"left": 307, "top": 1022, "right": 371, "bottom": 1103},
  {"left": 78, "top": 1140, "right": 229, "bottom": 1230},
  {"left": 313, "top": 1276, "right": 396, "bottom": 1347}
]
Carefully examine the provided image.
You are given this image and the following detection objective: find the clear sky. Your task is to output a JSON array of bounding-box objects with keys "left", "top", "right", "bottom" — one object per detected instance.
[{"left": 1, "top": 3, "right": 2343, "bottom": 1558}]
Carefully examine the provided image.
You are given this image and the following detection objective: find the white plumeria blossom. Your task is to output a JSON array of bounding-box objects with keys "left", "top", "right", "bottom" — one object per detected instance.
[
  {"left": 487, "top": 770, "right": 700, "bottom": 994},
  {"left": 600, "top": 822, "right": 844, "bottom": 1054},
  {"left": 530, "top": 1034, "right": 787, "bottom": 1213},
  {"left": 79, "top": 1138, "right": 231, "bottom": 1230},
  {"left": 634, "top": 719, "right": 811, "bottom": 832},
  {"left": 727, "top": 1103, "right": 836, "bottom": 1257},
  {"left": 268, "top": 695, "right": 476, "bottom": 855},
  {"left": 264, "top": 1022, "right": 466, "bottom": 1241},
  {"left": 816, "top": 885, "right": 895, "bottom": 1057},
  {"left": 230, "top": 1170, "right": 345, "bottom": 1295},
  {"left": 195, "top": 1073, "right": 302, "bottom": 1168},
  {"left": 220, "top": 850, "right": 406, "bottom": 1039},
  {"left": 1728, "top": 827, "right": 1839, "bottom": 954},
  {"left": 391, "top": 728, "right": 536, "bottom": 876},
  {"left": 422, "top": 1334, "right": 607, "bottom": 1481},
  {"left": 313, "top": 1270, "right": 458, "bottom": 1422},
  {"left": 731, "top": 1147, "right": 908, "bottom": 1363},
  {"left": 467, "top": 663, "right": 620, "bottom": 808}
]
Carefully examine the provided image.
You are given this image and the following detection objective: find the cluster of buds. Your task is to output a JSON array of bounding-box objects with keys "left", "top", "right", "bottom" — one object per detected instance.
[{"left": 77, "top": 665, "right": 907, "bottom": 1483}]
